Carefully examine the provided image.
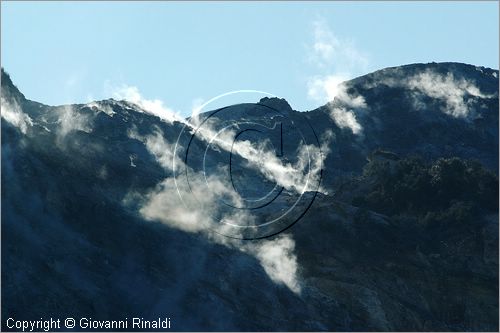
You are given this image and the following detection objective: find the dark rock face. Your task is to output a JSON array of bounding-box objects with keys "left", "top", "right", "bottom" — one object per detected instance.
[{"left": 1, "top": 63, "right": 498, "bottom": 331}]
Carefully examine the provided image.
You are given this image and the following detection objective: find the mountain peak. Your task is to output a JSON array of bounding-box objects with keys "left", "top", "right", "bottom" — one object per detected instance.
[
  {"left": 346, "top": 62, "right": 499, "bottom": 96},
  {"left": 1, "top": 68, "right": 26, "bottom": 102},
  {"left": 258, "top": 97, "right": 293, "bottom": 113}
]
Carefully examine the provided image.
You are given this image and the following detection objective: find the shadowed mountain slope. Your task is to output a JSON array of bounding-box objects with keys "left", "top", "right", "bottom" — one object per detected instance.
[{"left": 1, "top": 63, "right": 498, "bottom": 331}]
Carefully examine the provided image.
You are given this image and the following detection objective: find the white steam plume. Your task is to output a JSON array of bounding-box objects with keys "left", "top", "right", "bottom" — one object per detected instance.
[{"left": 1, "top": 97, "right": 33, "bottom": 134}]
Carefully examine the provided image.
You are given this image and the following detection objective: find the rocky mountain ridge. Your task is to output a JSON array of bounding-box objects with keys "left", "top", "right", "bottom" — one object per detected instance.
[{"left": 1, "top": 63, "right": 498, "bottom": 331}]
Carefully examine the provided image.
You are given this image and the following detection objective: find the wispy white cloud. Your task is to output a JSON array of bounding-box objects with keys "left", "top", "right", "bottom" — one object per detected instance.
[
  {"left": 406, "top": 70, "right": 493, "bottom": 118},
  {"left": 137, "top": 170, "right": 302, "bottom": 292},
  {"left": 308, "top": 74, "right": 366, "bottom": 108},
  {"left": 309, "top": 19, "right": 369, "bottom": 72},
  {"left": 127, "top": 138, "right": 302, "bottom": 292},
  {"left": 128, "top": 125, "right": 180, "bottom": 171},
  {"left": 364, "top": 69, "right": 495, "bottom": 119},
  {"left": 111, "top": 84, "right": 184, "bottom": 123},
  {"left": 0, "top": 97, "right": 33, "bottom": 134},
  {"left": 307, "top": 74, "right": 349, "bottom": 103},
  {"left": 306, "top": 18, "right": 369, "bottom": 134},
  {"left": 246, "top": 234, "right": 301, "bottom": 293},
  {"left": 307, "top": 75, "right": 366, "bottom": 135},
  {"left": 200, "top": 120, "right": 328, "bottom": 194},
  {"left": 125, "top": 114, "right": 328, "bottom": 293},
  {"left": 329, "top": 107, "right": 363, "bottom": 135},
  {"left": 55, "top": 105, "right": 93, "bottom": 137}
]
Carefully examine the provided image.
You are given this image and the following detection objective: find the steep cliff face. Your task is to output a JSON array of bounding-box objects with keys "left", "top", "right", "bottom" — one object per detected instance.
[{"left": 1, "top": 63, "right": 498, "bottom": 331}]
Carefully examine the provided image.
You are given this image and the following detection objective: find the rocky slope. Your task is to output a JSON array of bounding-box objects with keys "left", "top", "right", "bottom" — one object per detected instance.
[{"left": 1, "top": 63, "right": 498, "bottom": 331}]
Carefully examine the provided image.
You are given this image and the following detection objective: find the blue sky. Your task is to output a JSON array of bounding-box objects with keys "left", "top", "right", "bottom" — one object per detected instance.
[{"left": 2, "top": 1, "right": 498, "bottom": 114}]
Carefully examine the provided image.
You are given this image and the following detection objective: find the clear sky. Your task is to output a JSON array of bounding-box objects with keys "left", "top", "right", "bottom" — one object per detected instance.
[{"left": 2, "top": 1, "right": 498, "bottom": 114}]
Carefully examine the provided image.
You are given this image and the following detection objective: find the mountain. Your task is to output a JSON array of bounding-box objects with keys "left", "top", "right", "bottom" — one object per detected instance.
[
  {"left": 1, "top": 63, "right": 498, "bottom": 331},
  {"left": 305, "top": 62, "right": 499, "bottom": 189}
]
